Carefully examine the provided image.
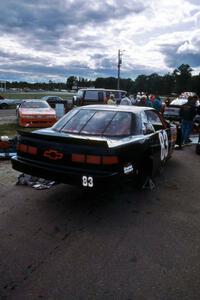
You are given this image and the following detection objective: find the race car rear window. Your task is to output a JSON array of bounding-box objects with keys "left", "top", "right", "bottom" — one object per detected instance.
[
  {"left": 55, "top": 109, "right": 137, "bottom": 136},
  {"left": 20, "top": 101, "right": 50, "bottom": 108}
]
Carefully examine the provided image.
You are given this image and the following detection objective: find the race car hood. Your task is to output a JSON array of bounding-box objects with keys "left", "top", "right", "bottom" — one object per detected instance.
[{"left": 170, "top": 98, "right": 187, "bottom": 106}]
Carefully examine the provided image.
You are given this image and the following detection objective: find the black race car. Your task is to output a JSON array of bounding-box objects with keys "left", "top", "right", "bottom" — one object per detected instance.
[
  {"left": 11, "top": 105, "right": 177, "bottom": 188},
  {"left": 164, "top": 97, "right": 200, "bottom": 135},
  {"left": 163, "top": 97, "right": 187, "bottom": 121},
  {"left": 196, "top": 134, "right": 200, "bottom": 154},
  {"left": 40, "top": 96, "right": 68, "bottom": 109}
]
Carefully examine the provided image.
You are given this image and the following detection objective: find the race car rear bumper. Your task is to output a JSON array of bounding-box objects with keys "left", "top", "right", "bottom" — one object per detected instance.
[{"left": 11, "top": 156, "right": 125, "bottom": 188}]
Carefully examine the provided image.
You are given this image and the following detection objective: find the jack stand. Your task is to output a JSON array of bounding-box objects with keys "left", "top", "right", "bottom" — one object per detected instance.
[{"left": 142, "top": 177, "right": 156, "bottom": 191}]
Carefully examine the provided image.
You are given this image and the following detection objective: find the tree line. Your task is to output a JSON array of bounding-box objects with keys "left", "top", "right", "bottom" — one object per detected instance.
[
  {"left": 4, "top": 64, "right": 200, "bottom": 96},
  {"left": 4, "top": 80, "right": 67, "bottom": 92},
  {"left": 66, "top": 64, "right": 200, "bottom": 95}
]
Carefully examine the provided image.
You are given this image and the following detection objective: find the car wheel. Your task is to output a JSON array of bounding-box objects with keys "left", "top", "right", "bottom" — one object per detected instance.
[
  {"left": 16, "top": 113, "right": 19, "bottom": 124},
  {"left": 1, "top": 103, "right": 8, "bottom": 109},
  {"left": 72, "top": 96, "right": 76, "bottom": 106},
  {"left": 137, "top": 157, "right": 154, "bottom": 188},
  {"left": 196, "top": 144, "right": 200, "bottom": 155}
]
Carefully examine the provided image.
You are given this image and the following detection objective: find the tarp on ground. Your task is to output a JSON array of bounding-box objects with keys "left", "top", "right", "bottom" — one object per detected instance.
[{"left": 0, "top": 136, "right": 17, "bottom": 159}]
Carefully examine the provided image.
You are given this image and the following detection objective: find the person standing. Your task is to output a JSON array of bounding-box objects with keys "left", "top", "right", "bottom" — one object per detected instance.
[
  {"left": 129, "top": 95, "right": 137, "bottom": 105},
  {"left": 120, "top": 93, "right": 132, "bottom": 106},
  {"left": 152, "top": 95, "right": 163, "bottom": 112},
  {"left": 164, "top": 97, "right": 170, "bottom": 107},
  {"left": 145, "top": 95, "right": 153, "bottom": 107},
  {"left": 107, "top": 94, "right": 116, "bottom": 105},
  {"left": 137, "top": 95, "right": 147, "bottom": 107},
  {"left": 180, "top": 96, "right": 197, "bottom": 144}
]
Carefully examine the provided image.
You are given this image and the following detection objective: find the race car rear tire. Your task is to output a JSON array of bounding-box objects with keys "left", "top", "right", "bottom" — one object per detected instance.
[
  {"left": 137, "top": 157, "right": 154, "bottom": 188},
  {"left": 196, "top": 144, "right": 200, "bottom": 155}
]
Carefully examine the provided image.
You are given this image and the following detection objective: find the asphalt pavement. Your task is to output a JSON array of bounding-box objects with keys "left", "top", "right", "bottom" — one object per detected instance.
[{"left": 0, "top": 145, "right": 200, "bottom": 299}]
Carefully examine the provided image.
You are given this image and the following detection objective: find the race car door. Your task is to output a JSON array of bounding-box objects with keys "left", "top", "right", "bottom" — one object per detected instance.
[{"left": 145, "top": 110, "right": 169, "bottom": 173}]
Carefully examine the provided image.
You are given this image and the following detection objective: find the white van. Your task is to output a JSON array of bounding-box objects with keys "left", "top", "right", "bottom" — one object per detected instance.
[{"left": 72, "top": 88, "right": 127, "bottom": 106}]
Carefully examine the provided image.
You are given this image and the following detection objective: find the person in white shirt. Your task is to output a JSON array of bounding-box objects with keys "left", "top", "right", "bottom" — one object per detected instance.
[
  {"left": 129, "top": 94, "right": 137, "bottom": 105},
  {"left": 120, "top": 93, "right": 132, "bottom": 106}
]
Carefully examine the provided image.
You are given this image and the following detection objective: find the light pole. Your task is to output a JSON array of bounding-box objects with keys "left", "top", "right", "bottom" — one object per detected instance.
[{"left": 117, "top": 49, "right": 123, "bottom": 90}]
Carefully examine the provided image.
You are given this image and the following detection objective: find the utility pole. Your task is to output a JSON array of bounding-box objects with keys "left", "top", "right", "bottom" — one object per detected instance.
[{"left": 117, "top": 49, "right": 122, "bottom": 90}]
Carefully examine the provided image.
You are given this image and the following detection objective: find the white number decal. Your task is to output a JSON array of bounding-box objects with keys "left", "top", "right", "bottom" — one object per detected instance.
[
  {"left": 82, "top": 176, "right": 88, "bottom": 187},
  {"left": 159, "top": 130, "right": 169, "bottom": 161},
  {"left": 88, "top": 177, "right": 93, "bottom": 187},
  {"left": 82, "top": 176, "right": 94, "bottom": 187}
]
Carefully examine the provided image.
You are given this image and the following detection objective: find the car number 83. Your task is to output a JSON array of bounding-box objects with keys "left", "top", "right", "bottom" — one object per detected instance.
[
  {"left": 82, "top": 176, "right": 94, "bottom": 187},
  {"left": 159, "top": 130, "right": 169, "bottom": 161}
]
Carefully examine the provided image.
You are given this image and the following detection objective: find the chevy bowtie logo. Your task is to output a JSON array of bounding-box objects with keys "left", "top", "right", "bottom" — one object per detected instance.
[{"left": 43, "top": 149, "right": 63, "bottom": 160}]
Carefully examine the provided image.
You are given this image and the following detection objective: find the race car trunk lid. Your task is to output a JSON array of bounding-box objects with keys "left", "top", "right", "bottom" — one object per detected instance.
[
  {"left": 18, "top": 130, "right": 108, "bottom": 147},
  {"left": 16, "top": 130, "right": 119, "bottom": 170}
]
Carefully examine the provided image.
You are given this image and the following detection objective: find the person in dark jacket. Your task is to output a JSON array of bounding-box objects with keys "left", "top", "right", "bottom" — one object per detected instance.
[
  {"left": 137, "top": 95, "right": 152, "bottom": 107},
  {"left": 152, "top": 95, "right": 163, "bottom": 112},
  {"left": 164, "top": 97, "right": 170, "bottom": 107},
  {"left": 137, "top": 96, "right": 147, "bottom": 106},
  {"left": 180, "top": 96, "right": 197, "bottom": 144}
]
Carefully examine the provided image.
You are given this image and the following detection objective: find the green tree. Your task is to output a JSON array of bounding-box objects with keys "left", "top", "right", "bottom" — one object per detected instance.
[
  {"left": 66, "top": 76, "right": 77, "bottom": 90},
  {"left": 162, "top": 74, "right": 175, "bottom": 95},
  {"left": 190, "top": 75, "right": 200, "bottom": 95},
  {"left": 134, "top": 75, "right": 148, "bottom": 93},
  {"left": 173, "top": 64, "right": 193, "bottom": 93}
]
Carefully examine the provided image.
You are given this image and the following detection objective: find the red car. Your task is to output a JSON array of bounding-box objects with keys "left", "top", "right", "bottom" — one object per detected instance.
[{"left": 17, "top": 100, "right": 57, "bottom": 128}]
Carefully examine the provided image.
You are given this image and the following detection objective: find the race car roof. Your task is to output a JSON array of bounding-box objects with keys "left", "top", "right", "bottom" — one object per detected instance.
[{"left": 79, "top": 104, "right": 153, "bottom": 114}]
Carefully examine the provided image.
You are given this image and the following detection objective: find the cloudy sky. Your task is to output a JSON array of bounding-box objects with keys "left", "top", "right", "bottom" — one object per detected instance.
[{"left": 0, "top": 0, "right": 200, "bottom": 82}]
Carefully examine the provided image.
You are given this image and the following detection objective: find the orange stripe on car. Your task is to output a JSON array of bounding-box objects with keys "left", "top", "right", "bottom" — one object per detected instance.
[
  {"left": 72, "top": 154, "right": 119, "bottom": 165},
  {"left": 102, "top": 156, "right": 119, "bottom": 164},
  {"left": 86, "top": 155, "right": 101, "bottom": 164},
  {"left": 72, "top": 154, "right": 85, "bottom": 163}
]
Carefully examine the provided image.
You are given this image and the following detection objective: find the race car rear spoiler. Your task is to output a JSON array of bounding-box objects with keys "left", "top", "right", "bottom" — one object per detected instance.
[{"left": 17, "top": 130, "right": 109, "bottom": 148}]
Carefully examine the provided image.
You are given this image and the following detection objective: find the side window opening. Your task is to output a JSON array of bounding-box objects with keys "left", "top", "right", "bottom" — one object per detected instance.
[
  {"left": 98, "top": 92, "right": 104, "bottom": 102},
  {"left": 84, "top": 91, "right": 99, "bottom": 101},
  {"left": 140, "top": 111, "right": 154, "bottom": 134},
  {"left": 146, "top": 110, "right": 165, "bottom": 131}
]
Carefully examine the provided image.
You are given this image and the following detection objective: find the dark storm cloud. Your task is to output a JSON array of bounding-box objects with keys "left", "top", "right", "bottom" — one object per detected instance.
[
  {"left": 69, "top": 40, "right": 105, "bottom": 51},
  {"left": 160, "top": 41, "right": 200, "bottom": 69},
  {"left": 0, "top": 56, "right": 92, "bottom": 76},
  {"left": 98, "top": 58, "right": 116, "bottom": 69},
  {"left": 124, "top": 64, "right": 166, "bottom": 78},
  {"left": 91, "top": 54, "right": 105, "bottom": 59},
  {"left": 89, "top": 53, "right": 116, "bottom": 69},
  {"left": 0, "top": 51, "right": 96, "bottom": 81},
  {"left": 0, "top": 62, "right": 66, "bottom": 75},
  {"left": 88, "top": 64, "right": 164, "bottom": 79},
  {"left": 166, "top": 52, "right": 200, "bottom": 68},
  {"left": 0, "top": 0, "right": 148, "bottom": 82},
  {"left": 186, "top": 0, "right": 200, "bottom": 4},
  {"left": 5, "top": 0, "right": 197, "bottom": 82},
  {"left": 0, "top": 49, "right": 47, "bottom": 64},
  {"left": 0, "top": 0, "right": 146, "bottom": 42}
]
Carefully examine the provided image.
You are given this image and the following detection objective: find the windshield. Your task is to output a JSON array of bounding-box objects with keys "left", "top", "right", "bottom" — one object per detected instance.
[
  {"left": 41, "top": 96, "right": 48, "bottom": 100},
  {"left": 77, "top": 90, "right": 84, "bottom": 97},
  {"left": 170, "top": 98, "right": 187, "bottom": 105},
  {"left": 53, "top": 109, "right": 137, "bottom": 137},
  {"left": 20, "top": 101, "right": 50, "bottom": 108}
]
